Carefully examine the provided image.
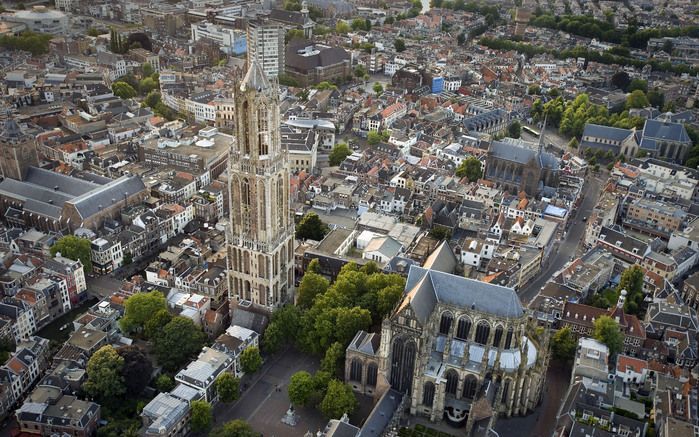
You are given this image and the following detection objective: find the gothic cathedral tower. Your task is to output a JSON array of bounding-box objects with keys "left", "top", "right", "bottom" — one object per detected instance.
[{"left": 226, "top": 61, "right": 295, "bottom": 308}]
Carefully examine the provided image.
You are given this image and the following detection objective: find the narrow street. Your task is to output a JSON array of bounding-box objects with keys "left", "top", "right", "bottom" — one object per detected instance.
[{"left": 519, "top": 175, "right": 604, "bottom": 304}]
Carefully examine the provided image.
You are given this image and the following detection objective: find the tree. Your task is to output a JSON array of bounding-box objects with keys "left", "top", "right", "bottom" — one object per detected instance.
[
  {"left": 527, "top": 84, "right": 541, "bottom": 95},
  {"left": 568, "top": 137, "right": 579, "bottom": 149},
  {"left": 209, "top": 420, "right": 257, "bottom": 437},
  {"left": 153, "top": 316, "right": 206, "bottom": 371},
  {"left": 320, "top": 380, "right": 358, "bottom": 419},
  {"left": 87, "top": 28, "right": 102, "bottom": 37},
  {"left": 139, "top": 77, "right": 157, "bottom": 95},
  {"left": 373, "top": 82, "right": 384, "bottom": 96},
  {"left": 617, "top": 265, "right": 644, "bottom": 315},
  {"left": 50, "top": 235, "right": 92, "bottom": 272},
  {"left": 144, "top": 309, "right": 172, "bottom": 339},
  {"left": 351, "top": 18, "right": 368, "bottom": 31},
  {"left": 314, "top": 81, "right": 337, "bottom": 91},
  {"left": 367, "top": 131, "right": 382, "bottom": 145},
  {"left": 142, "top": 62, "right": 154, "bottom": 77},
  {"left": 296, "top": 212, "right": 329, "bottom": 241},
  {"left": 263, "top": 305, "right": 301, "bottom": 353},
  {"left": 455, "top": 156, "right": 483, "bottom": 182},
  {"left": 215, "top": 373, "right": 240, "bottom": 403},
  {"left": 155, "top": 374, "right": 175, "bottom": 392},
  {"left": 190, "top": 400, "right": 213, "bottom": 433},
  {"left": 394, "top": 38, "right": 406, "bottom": 52},
  {"left": 457, "top": 32, "right": 466, "bottom": 45},
  {"left": 240, "top": 346, "right": 263, "bottom": 374},
  {"left": 122, "top": 251, "right": 133, "bottom": 265},
  {"left": 119, "top": 291, "right": 167, "bottom": 334},
  {"left": 83, "top": 345, "right": 126, "bottom": 402},
  {"left": 377, "top": 285, "right": 403, "bottom": 316},
  {"left": 329, "top": 143, "right": 352, "bottom": 166},
  {"left": 647, "top": 89, "right": 664, "bottom": 109},
  {"left": 112, "top": 81, "right": 137, "bottom": 99},
  {"left": 550, "top": 327, "right": 577, "bottom": 361},
  {"left": 288, "top": 371, "right": 315, "bottom": 406},
  {"left": 354, "top": 64, "right": 367, "bottom": 78},
  {"left": 508, "top": 121, "right": 522, "bottom": 138},
  {"left": 285, "top": 28, "right": 305, "bottom": 43},
  {"left": 336, "top": 21, "right": 351, "bottom": 34},
  {"left": 320, "top": 342, "right": 345, "bottom": 376},
  {"left": 593, "top": 316, "right": 623, "bottom": 357},
  {"left": 610, "top": 71, "right": 630, "bottom": 91},
  {"left": 0, "top": 337, "right": 14, "bottom": 363},
  {"left": 117, "top": 346, "right": 152, "bottom": 396},
  {"left": 297, "top": 272, "right": 330, "bottom": 309},
  {"left": 626, "top": 90, "right": 650, "bottom": 109},
  {"left": 628, "top": 79, "right": 648, "bottom": 93},
  {"left": 144, "top": 90, "right": 161, "bottom": 108}
]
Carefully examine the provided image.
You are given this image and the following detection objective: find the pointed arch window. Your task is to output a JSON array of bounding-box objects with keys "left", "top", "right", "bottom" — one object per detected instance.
[
  {"left": 258, "top": 104, "right": 269, "bottom": 156},
  {"left": 240, "top": 100, "right": 250, "bottom": 155},
  {"left": 422, "top": 382, "right": 435, "bottom": 407}
]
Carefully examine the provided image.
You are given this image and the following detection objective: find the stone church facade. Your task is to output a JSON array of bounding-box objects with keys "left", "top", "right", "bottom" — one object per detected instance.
[
  {"left": 346, "top": 247, "right": 550, "bottom": 434},
  {"left": 485, "top": 138, "right": 560, "bottom": 196},
  {"left": 226, "top": 61, "right": 295, "bottom": 308}
]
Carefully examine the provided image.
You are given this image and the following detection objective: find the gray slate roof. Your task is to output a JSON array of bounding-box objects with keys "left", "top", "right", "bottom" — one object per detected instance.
[
  {"left": 642, "top": 119, "right": 691, "bottom": 143},
  {"left": 489, "top": 139, "right": 559, "bottom": 170},
  {"left": 66, "top": 175, "right": 146, "bottom": 219},
  {"left": 402, "top": 265, "right": 524, "bottom": 324},
  {"left": 582, "top": 123, "right": 632, "bottom": 142}
]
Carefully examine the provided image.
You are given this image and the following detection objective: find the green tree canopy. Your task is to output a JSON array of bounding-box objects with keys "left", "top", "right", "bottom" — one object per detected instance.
[
  {"left": 455, "top": 156, "right": 483, "bottom": 182},
  {"left": 336, "top": 21, "right": 351, "bottom": 34},
  {"left": 215, "top": 372, "right": 240, "bottom": 403},
  {"left": 285, "top": 28, "right": 305, "bottom": 43},
  {"left": 617, "top": 265, "right": 644, "bottom": 315},
  {"left": 83, "top": 345, "right": 126, "bottom": 403},
  {"left": 314, "top": 81, "right": 337, "bottom": 90},
  {"left": 288, "top": 370, "right": 315, "bottom": 406},
  {"left": 626, "top": 90, "right": 650, "bottom": 109},
  {"left": 144, "top": 308, "right": 172, "bottom": 339},
  {"left": 319, "top": 380, "right": 357, "bottom": 419},
  {"left": 550, "top": 326, "right": 577, "bottom": 361},
  {"left": 0, "top": 31, "right": 52, "bottom": 55},
  {"left": 263, "top": 304, "right": 301, "bottom": 353},
  {"left": 527, "top": 84, "right": 541, "bottom": 95},
  {"left": 354, "top": 64, "right": 367, "bottom": 78},
  {"left": 240, "top": 346, "right": 263, "bottom": 374},
  {"left": 155, "top": 374, "right": 175, "bottom": 392},
  {"left": 142, "top": 62, "right": 154, "bottom": 77},
  {"left": 568, "top": 137, "right": 579, "bottom": 149},
  {"left": 628, "top": 79, "right": 648, "bottom": 93},
  {"left": 190, "top": 400, "right": 213, "bottom": 433},
  {"left": 153, "top": 316, "right": 206, "bottom": 371},
  {"left": 593, "top": 315, "right": 623, "bottom": 356},
  {"left": 320, "top": 341, "right": 345, "bottom": 376},
  {"left": 351, "top": 18, "right": 369, "bottom": 31},
  {"left": 120, "top": 291, "right": 167, "bottom": 334},
  {"left": 297, "top": 271, "right": 330, "bottom": 309},
  {"left": 50, "top": 235, "right": 93, "bottom": 272},
  {"left": 296, "top": 212, "right": 329, "bottom": 241},
  {"left": 367, "top": 130, "right": 382, "bottom": 145},
  {"left": 394, "top": 38, "right": 406, "bottom": 52},
  {"left": 117, "top": 346, "right": 152, "bottom": 396},
  {"left": 209, "top": 420, "right": 257, "bottom": 437},
  {"left": 508, "top": 121, "right": 522, "bottom": 138},
  {"left": 329, "top": 143, "right": 352, "bottom": 166},
  {"left": 139, "top": 77, "right": 158, "bottom": 95},
  {"left": 144, "top": 90, "right": 161, "bottom": 108},
  {"left": 112, "top": 81, "right": 137, "bottom": 99},
  {"left": 610, "top": 71, "right": 630, "bottom": 91},
  {"left": 373, "top": 82, "right": 384, "bottom": 96}
]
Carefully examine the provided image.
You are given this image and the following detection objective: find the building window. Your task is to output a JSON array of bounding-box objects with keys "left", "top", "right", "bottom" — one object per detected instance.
[
  {"left": 350, "top": 359, "right": 362, "bottom": 382},
  {"left": 422, "top": 382, "right": 435, "bottom": 407},
  {"left": 493, "top": 326, "right": 504, "bottom": 348},
  {"left": 456, "top": 317, "right": 471, "bottom": 340},
  {"left": 475, "top": 321, "right": 490, "bottom": 345},
  {"left": 505, "top": 327, "right": 514, "bottom": 349},
  {"left": 439, "top": 311, "right": 453, "bottom": 335},
  {"left": 445, "top": 370, "right": 458, "bottom": 395},
  {"left": 463, "top": 375, "right": 477, "bottom": 399},
  {"left": 367, "top": 363, "right": 378, "bottom": 387}
]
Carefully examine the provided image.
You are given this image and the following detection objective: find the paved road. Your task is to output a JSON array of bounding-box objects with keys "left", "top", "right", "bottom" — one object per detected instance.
[
  {"left": 86, "top": 275, "right": 124, "bottom": 299},
  {"left": 519, "top": 175, "right": 603, "bottom": 304}
]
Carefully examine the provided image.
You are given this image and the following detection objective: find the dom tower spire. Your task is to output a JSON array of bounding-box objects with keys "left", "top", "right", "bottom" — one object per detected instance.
[{"left": 227, "top": 61, "right": 295, "bottom": 308}]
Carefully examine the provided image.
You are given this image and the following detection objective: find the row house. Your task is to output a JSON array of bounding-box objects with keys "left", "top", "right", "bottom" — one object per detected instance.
[
  {"left": 0, "top": 298, "right": 36, "bottom": 343},
  {"left": 0, "top": 337, "right": 50, "bottom": 419},
  {"left": 561, "top": 297, "right": 646, "bottom": 355},
  {"left": 42, "top": 254, "right": 86, "bottom": 305},
  {"left": 90, "top": 237, "right": 123, "bottom": 274}
]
